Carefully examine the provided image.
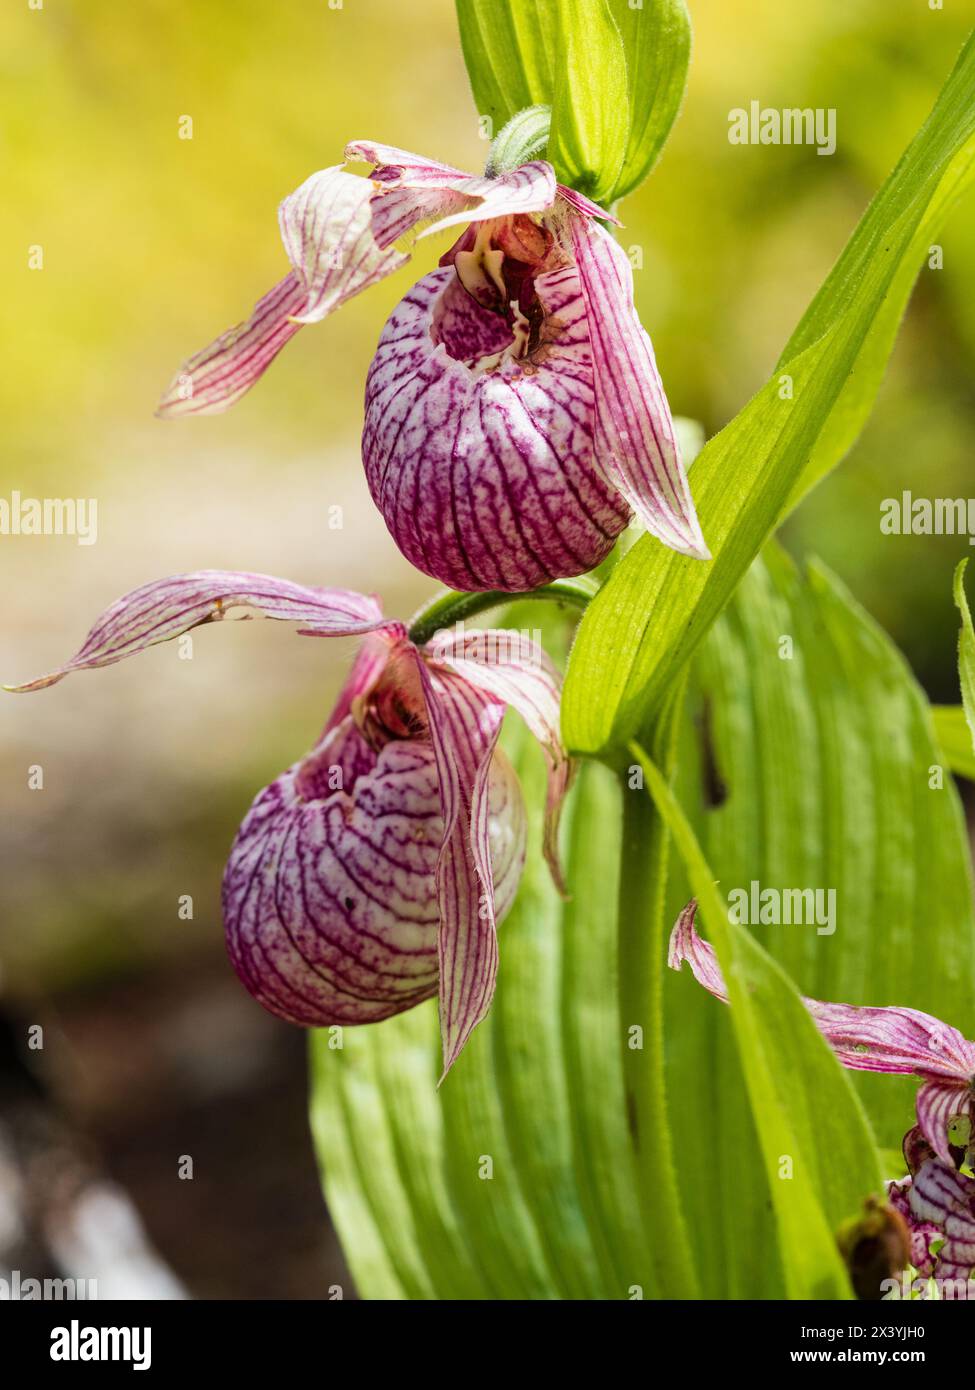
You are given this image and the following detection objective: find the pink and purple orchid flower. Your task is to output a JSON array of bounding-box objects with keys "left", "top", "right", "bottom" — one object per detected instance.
[
  {"left": 157, "top": 142, "right": 708, "bottom": 592},
  {"left": 671, "top": 904, "right": 975, "bottom": 1294},
  {"left": 8, "top": 573, "right": 570, "bottom": 1078}
]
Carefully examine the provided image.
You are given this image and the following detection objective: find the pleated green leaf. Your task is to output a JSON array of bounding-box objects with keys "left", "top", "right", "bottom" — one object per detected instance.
[
  {"left": 308, "top": 553, "right": 973, "bottom": 1298},
  {"left": 667, "top": 546, "right": 975, "bottom": 1252},
  {"left": 455, "top": 1, "right": 689, "bottom": 203},
  {"left": 634, "top": 749, "right": 880, "bottom": 1301},
  {"left": 606, "top": 0, "right": 690, "bottom": 199},
  {"left": 454, "top": 0, "right": 558, "bottom": 136},
  {"left": 562, "top": 32, "right": 975, "bottom": 757},
  {"left": 547, "top": 0, "right": 628, "bottom": 203}
]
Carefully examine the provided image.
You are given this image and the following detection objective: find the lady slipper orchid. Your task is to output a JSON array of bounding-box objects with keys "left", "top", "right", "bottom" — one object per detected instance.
[
  {"left": 157, "top": 142, "right": 708, "bottom": 591},
  {"left": 888, "top": 1127, "right": 975, "bottom": 1293},
  {"left": 669, "top": 904, "right": 975, "bottom": 1168},
  {"left": 8, "top": 572, "right": 571, "bottom": 1077},
  {"left": 671, "top": 905, "right": 975, "bottom": 1294}
]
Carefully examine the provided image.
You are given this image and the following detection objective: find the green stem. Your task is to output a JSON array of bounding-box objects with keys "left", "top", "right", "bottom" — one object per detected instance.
[
  {"left": 617, "top": 686, "right": 701, "bottom": 1299},
  {"left": 407, "top": 577, "right": 598, "bottom": 647}
]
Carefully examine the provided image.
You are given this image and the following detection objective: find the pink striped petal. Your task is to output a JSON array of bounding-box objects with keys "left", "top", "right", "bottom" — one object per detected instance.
[
  {"left": 556, "top": 184, "right": 621, "bottom": 226},
  {"left": 668, "top": 901, "right": 729, "bottom": 1001},
  {"left": 421, "top": 162, "right": 558, "bottom": 238},
  {"left": 670, "top": 904, "right": 975, "bottom": 1158},
  {"left": 411, "top": 650, "right": 513, "bottom": 1078},
  {"left": 887, "top": 1176, "right": 939, "bottom": 1278},
  {"left": 223, "top": 715, "right": 525, "bottom": 1029},
  {"left": 346, "top": 141, "right": 558, "bottom": 240},
  {"left": 156, "top": 274, "right": 308, "bottom": 417},
  {"left": 158, "top": 167, "right": 407, "bottom": 417},
  {"left": 363, "top": 263, "right": 629, "bottom": 591},
  {"left": 424, "top": 626, "right": 572, "bottom": 891},
  {"left": 916, "top": 1078, "right": 975, "bottom": 1165},
  {"left": 570, "top": 216, "right": 709, "bottom": 560},
  {"left": 908, "top": 1160, "right": 975, "bottom": 1287},
  {"left": 278, "top": 167, "right": 407, "bottom": 325},
  {"left": 5, "top": 571, "right": 385, "bottom": 692}
]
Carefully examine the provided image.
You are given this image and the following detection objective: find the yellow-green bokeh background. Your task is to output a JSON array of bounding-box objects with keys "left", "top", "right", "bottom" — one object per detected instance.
[{"left": 2, "top": 0, "right": 974, "bottom": 1292}]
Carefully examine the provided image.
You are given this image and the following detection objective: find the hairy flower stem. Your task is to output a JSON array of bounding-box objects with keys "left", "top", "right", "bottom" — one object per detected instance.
[
  {"left": 407, "top": 577, "right": 598, "bottom": 648},
  {"left": 617, "top": 692, "right": 701, "bottom": 1298}
]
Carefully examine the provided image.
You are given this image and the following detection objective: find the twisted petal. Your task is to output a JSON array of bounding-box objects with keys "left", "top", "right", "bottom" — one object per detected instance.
[
  {"left": 556, "top": 184, "right": 621, "bottom": 225},
  {"left": 5, "top": 571, "right": 385, "bottom": 692},
  {"left": 570, "top": 216, "right": 709, "bottom": 560},
  {"left": 223, "top": 718, "right": 525, "bottom": 1028},
  {"left": 424, "top": 626, "right": 572, "bottom": 891},
  {"left": 410, "top": 650, "right": 510, "bottom": 1078},
  {"left": 158, "top": 166, "right": 408, "bottom": 417},
  {"left": 670, "top": 904, "right": 975, "bottom": 1159},
  {"left": 363, "top": 263, "right": 629, "bottom": 591},
  {"left": 346, "top": 140, "right": 558, "bottom": 239}
]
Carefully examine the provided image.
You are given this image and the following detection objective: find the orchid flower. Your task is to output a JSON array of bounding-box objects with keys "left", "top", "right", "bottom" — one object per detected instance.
[
  {"left": 887, "top": 1127, "right": 975, "bottom": 1293},
  {"left": 8, "top": 573, "right": 571, "bottom": 1078},
  {"left": 669, "top": 904, "right": 975, "bottom": 1167},
  {"left": 670, "top": 904, "right": 975, "bottom": 1293},
  {"left": 157, "top": 141, "right": 708, "bottom": 592}
]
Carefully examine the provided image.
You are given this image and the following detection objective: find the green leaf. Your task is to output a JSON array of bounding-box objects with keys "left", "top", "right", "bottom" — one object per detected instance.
[
  {"left": 607, "top": 0, "right": 691, "bottom": 200},
  {"left": 634, "top": 745, "right": 881, "bottom": 1301},
  {"left": 932, "top": 704, "right": 975, "bottom": 780},
  {"left": 308, "top": 554, "right": 974, "bottom": 1299},
  {"left": 453, "top": 0, "right": 557, "bottom": 136},
  {"left": 547, "top": 0, "right": 628, "bottom": 203},
  {"left": 953, "top": 558, "right": 975, "bottom": 753},
  {"left": 563, "top": 31, "right": 975, "bottom": 757},
  {"left": 668, "top": 547, "right": 975, "bottom": 1238},
  {"left": 456, "top": 1, "right": 689, "bottom": 204}
]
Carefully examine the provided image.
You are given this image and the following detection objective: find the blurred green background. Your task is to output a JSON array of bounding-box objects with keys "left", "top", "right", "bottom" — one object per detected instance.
[{"left": 2, "top": 0, "right": 973, "bottom": 1296}]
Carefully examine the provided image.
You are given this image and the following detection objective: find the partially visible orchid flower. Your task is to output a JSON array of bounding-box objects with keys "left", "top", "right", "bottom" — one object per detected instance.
[
  {"left": 157, "top": 141, "right": 708, "bottom": 591},
  {"left": 671, "top": 904, "right": 975, "bottom": 1296},
  {"left": 888, "top": 1127, "right": 975, "bottom": 1294},
  {"left": 7, "top": 573, "right": 571, "bottom": 1077},
  {"left": 669, "top": 904, "right": 975, "bottom": 1167}
]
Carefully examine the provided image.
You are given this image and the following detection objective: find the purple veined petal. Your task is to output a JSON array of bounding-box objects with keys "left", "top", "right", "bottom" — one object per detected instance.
[
  {"left": 556, "top": 184, "right": 621, "bottom": 226},
  {"left": 908, "top": 1160, "right": 975, "bottom": 1287},
  {"left": 887, "top": 1176, "right": 939, "bottom": 1279},
  {"left": 916, "top": 1078, "right": 975, "bottom": 1165},
  {"left": 156, "top": 273, "right": 308, "bottom": 418},
  {"left": 419, "top": 161, "right": 559, "bottom": 238},
  {"left": 346, "top": 141, "right": 559, "bottom": 240},
  {"left": 344, "top": 140, "right": 470, "bottom": 185},
  {"left": 223, "top": 714, "right": 525, "bottom": 1029},
  {"left": 670, "top": 903, "right": 975, "bottom": 1156},
  {"left": 668, "top": 901, "right": 729, "bottom": 1001},
  {"left": 363, "top": 263, "right": 630, "bottom": 591},
  {"left": 569, "top": 216, "right": 710, "bottom": 560},
  {"left": 410, "top": 649, "right": 509, "bottom": 1079},
  {"left": 424, "top": 626, "right": 573, "bottom": 892},
  {"left": 278, "top": 166, "right": 408, "bottom": 324},
  {"left": 158, "top": 166, "right": 408, "bottom": 417},
  {"left": 671, "top": 903, "right": 975, "bottom": 1078},
  {"left": 5, "top": 571, "right": 386, "bottom": 693}
]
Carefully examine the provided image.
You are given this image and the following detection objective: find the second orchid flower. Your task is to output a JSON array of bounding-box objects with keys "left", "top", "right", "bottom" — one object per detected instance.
[{"left": 9, "top": 574, "right": 571, "bottom": 1078}]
